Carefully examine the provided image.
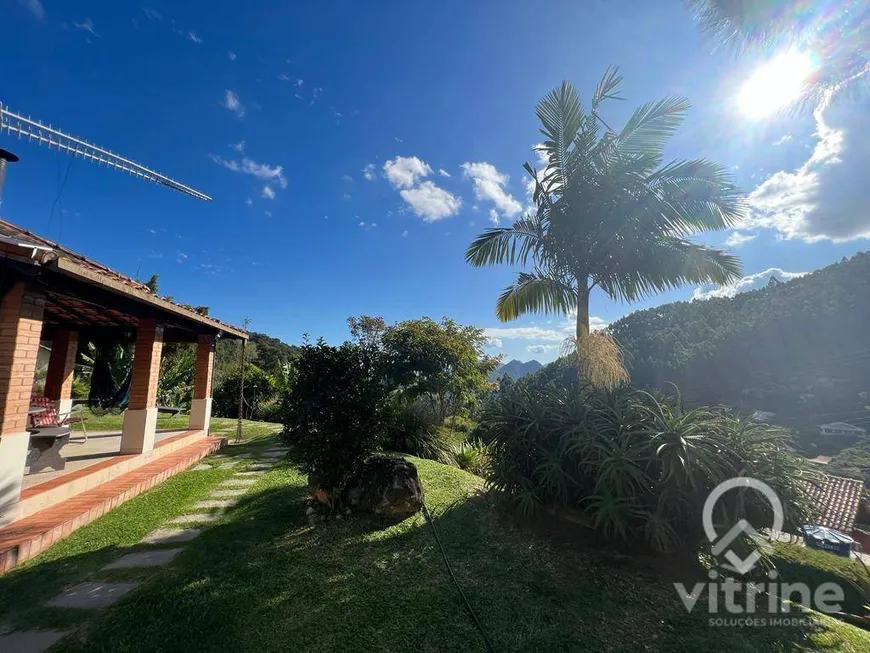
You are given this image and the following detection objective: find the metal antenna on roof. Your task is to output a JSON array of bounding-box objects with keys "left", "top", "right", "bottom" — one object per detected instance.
[{"left": 0, "top": 101, "right": 211, "bottom": 202}]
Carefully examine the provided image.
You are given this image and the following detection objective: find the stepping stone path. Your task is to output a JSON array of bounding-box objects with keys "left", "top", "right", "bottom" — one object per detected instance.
[
  {"left": 0, "top": 629, "right": 70, "bottom": 652},
  {"left": 170, "top": 513, "right": 221, "bottom": 524},
  {"left": 17, "top": 439, "right": 282, "bottom": 651},
  {"left": 220, "top": 478, "right": 257, "bottom": 487},
  {"left": 193, "top": 499, "right": 238, "bottom": 509},
  {"left": 210, "top": 489, "right": 247, "bottom": 498},
  {"left": 103, "top": 548, "right": 184, "bottom": 569},
  {"left": 48, "top": 582, "right": 139, "bottom": 609},
  {"left": 140, "top": 528, "right": 203, "bottom": 545}
]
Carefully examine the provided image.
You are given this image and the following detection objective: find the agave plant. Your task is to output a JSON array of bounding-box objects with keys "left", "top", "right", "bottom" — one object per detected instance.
[{"left": 481, "top": 383, "right": 817, "bottom": 554}]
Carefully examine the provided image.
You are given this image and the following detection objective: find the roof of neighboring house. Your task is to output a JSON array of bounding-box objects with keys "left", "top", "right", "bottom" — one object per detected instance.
[
  {"left": 807, "top": 455, "right": 832, "bottom": 465},
  {"left": 807, "top": 474, "right": 865, "bottom": 533},
  {"left": 820, "top": 422, "right": 867, "bottom": 433},
  {"left": 0, "top": 218, "right": 247, "bottom": 339}
]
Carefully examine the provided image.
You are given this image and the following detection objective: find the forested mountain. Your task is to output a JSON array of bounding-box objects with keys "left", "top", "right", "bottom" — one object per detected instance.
[
  {"left": 605, "top": 253, "right": 870, "bottom": 436},
  {"left": 526, "top": 253, "right": 870, "bottom": 447},
  {"left": 490, "top": 359, "right": 543, "bottom": 381}
]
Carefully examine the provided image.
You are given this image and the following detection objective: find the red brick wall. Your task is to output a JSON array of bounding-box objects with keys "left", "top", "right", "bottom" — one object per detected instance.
[
  {"left": 0, "top": 282, "right": 45, "bottom": 435},
  {"left": 193, "top": 334, "right": 215, "bottom": 400},
  {"left": 128, "top": 319, "right": 164, "bottom": 411},
  {"left": 44, "top": 330, "right": 78, "bottom": 402}
]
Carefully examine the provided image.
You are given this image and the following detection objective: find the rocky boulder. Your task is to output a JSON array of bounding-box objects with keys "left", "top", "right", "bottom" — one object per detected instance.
[{"left": 342, "top": 454, "right": 424, "bottom": 518}]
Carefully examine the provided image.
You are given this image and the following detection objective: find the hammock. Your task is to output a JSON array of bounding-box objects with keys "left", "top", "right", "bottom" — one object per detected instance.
[{"left": 87, "top": 358, "right": 131, "bottom": 415}]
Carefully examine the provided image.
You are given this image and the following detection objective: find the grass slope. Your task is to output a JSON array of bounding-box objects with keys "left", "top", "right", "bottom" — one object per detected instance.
[{"left": 2, "top": 445, "right": 869, "bottom": 651}]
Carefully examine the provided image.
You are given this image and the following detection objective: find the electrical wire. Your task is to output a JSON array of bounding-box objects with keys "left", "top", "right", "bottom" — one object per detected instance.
[
  {"left": 422, "top": 502, "right": 495, "bottom": 653},
  {"left": 47, "top": 158, "right": 73, "bottom": 234}
]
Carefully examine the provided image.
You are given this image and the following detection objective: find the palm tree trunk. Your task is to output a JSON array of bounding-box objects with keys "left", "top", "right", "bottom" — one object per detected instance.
[{"left": 575, "top": 278, "right": 590, "bottom": 342}]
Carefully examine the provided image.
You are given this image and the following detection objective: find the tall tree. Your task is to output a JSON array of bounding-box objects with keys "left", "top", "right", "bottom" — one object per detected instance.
[
  {"left": 689, "top": 0, "right": 870, "bottom": 108},
  {"left": 382, "top": 317, "right": 499, "bottom": 420},
  {"left": 466, "top": 69, "right": 744, "bottom": 347}
]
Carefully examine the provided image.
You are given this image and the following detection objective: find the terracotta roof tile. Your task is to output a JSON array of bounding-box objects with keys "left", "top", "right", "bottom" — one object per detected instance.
[
  {"left": 806, "top": 474, "right": 864, "bottom": 533},
  {"left": 0, "top": 219, "right": 246, "bottom": 337}
]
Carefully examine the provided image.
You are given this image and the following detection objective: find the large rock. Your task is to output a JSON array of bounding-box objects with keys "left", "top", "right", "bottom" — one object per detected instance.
[{"left": 342, "top": 454, "right": 424, "bottom": 518}]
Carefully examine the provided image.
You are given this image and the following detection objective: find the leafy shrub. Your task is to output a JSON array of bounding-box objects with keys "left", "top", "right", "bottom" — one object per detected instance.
[
  {"left": 481, "top": 384, "right": 818, "bottom": 553},
  {"left": 454, "top": 441, "right": 488, "bottom": 476},
  {"left": 213, "top": 364, "right": 276, "bottom": 421},
  {"left": 384, "top": 400, "right": 454, "bottom": 464},
  {"left": 280, "top": 339, "right": 390, "bottom": 490}
]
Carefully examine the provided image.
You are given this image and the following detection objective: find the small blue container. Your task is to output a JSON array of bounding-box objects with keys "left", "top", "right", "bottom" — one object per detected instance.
[{"left": 802, "top": 524, "right": 854, "bottom": 557}]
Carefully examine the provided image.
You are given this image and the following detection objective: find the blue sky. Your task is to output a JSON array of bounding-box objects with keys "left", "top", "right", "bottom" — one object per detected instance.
[{"left": 4, "top": 0, "right": 869, "bottom": 363}]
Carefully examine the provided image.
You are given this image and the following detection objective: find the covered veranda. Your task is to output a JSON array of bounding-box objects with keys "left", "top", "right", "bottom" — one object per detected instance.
[{"left": 0, "top": 219, "right": 247, "bottom": 529}]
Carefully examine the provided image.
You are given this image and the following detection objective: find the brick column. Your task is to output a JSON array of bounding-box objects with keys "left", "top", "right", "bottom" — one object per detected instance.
[
  {"left": 0, "top": 282, "right": 45, "bottom": 525},
  {"left": 44, "top": 330, "right": 78, "bottom": 416},
  {"left": 189, "top": 334, "right": 215, "bottom": 433},
  {"left": 120, "top": 318, "right": 164, "bottom": 454}
]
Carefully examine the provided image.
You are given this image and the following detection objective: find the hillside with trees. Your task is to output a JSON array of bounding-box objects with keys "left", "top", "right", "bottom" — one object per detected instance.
[{"left": 604, "top": 252, "right": 870, "bottom": 441}]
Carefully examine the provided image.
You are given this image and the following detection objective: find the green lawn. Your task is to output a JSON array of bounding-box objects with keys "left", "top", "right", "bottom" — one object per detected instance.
[
  {"left": 1, "top": 434, "right": 869, "bottom": 651},
  {"left": 71, "top": 408, "right": 281, "bottom": 441}
]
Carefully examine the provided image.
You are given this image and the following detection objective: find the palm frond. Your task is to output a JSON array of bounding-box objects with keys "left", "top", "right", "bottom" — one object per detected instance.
[
  {"left": 465, "top": 216, "right": 545, "bottom": 268},
  {"left": 595, "top": 238, "right": 742, "bottom": 302},
  {"left": 616, "top": 96, "right": 691, "bottom": 156},
  {"left": 496, "top": 271, "right": 575, "bottom": 322},
  {"left": 535, "top": 82, "right": 584, "bottom": 194}
]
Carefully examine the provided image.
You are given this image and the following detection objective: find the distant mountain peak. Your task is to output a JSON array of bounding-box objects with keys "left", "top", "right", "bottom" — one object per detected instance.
[{"left": 489, "top": 359, "right": 543, "bottom": 381}]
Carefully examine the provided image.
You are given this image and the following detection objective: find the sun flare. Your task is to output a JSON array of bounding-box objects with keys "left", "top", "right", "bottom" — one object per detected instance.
[{"left": 738, "top": 50, "right": 817, "bottom": 118}]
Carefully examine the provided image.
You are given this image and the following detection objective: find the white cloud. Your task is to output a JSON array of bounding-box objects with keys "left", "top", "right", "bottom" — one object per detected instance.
[
  {"left": 486, "top": 337, "right": 503, "bottom": 348},
  {"left": 208, "top": 154, "right": 288, "bottom": 188},
  {"left": 74, "top": 17, "right": 100, "bottom": 38},
  {"left": 264, "top": 210, "right": 272, "bottom": 217},
  {"left": 489, "top": 209, "right": 500, "bottom": 225},
  {"left": 692, "top": 268, "right": 806, "bottom": 300},
  {"left": 438, "top": 168, "right": 451, "bottom": 178},
  {"left": 342, "top": 174, "right": 354, "bottom": 182},
  {"left": 484, "top": 313, "right": 608, "bottom": 345},
  {"left": 724, "top": 231, "right": 757, "bottom": 248},
  {"left": 245, "top": 197, "right": 253, "bottom": 206},
  {"left": 261, "top": 185, "right": 276, "bottom": 200},
  {"left": 384, "top": 156, "right": 432, "bottom": 188},
  {"left": 142, "top": 7, "right": 162, "bottom": 20},
  {"left": 358, "top": 221, "right": 377, "bottom": 229},
  {"left": 744, "top": 101, "right": 870, "bottom": 242},
  {"left": 17, "top": 0, "right": 44, "bottom": 20},
  {"left": 187, "top": 31, "right": 202, "bottom": 44},
  {"left": 402, "top": 230, "right": 409, "bottom": 237},
  {"left": 230, "top": 140, "right": 245, "bottom": 153},
  {"left": 399, "top": 181, "right": 461, "bottom": 222},
  {"left": 221, "top": 90, "right": 245, "bottom": 118},
  {"left": 588, "top": 316, "right": 609, "bottom": 332},
  {"left": 527, "top": 344, "right": 559, "bottom": 354},
  {"left": 177, "top": 252, "right": 188, "bottom": 263},
  {"left": 228, "top": 51, "right": 237, "bottom": 61},
  {"left": 461, "top": 162, "right": 523, "bottom": 223},
  {"left": 362, "top": 164, "right": 377, "bottom": 181},
  {"left": 483, "top": 326, "right": 565, "bottom": 342},
  {"left": 773, "top": 134, "right": 792, "bottom": 146}
]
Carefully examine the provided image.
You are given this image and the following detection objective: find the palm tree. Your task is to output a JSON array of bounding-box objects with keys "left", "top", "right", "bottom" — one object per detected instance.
[
  {"left": 689, "top": 0, "right": 870, "bottom": 108},
  {"left": 466, "top": 68, "right": 744, "bottom": 347}
]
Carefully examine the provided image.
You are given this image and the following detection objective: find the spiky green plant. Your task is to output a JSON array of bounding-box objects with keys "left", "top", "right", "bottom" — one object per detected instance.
[{"left": 481, "top": 384, "right": 818, "bottom": 555}]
